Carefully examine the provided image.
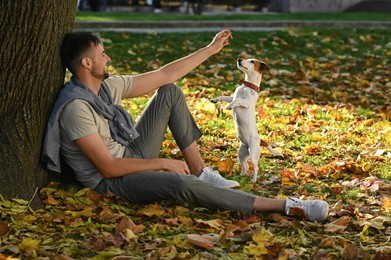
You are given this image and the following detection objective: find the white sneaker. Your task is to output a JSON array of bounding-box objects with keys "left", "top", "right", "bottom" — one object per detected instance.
[
  {"left": 285, "top": 198, "right": 329, "bottom": 222},
  {"left": 199, "top": 167, "right": 240, "bottom": 189}
]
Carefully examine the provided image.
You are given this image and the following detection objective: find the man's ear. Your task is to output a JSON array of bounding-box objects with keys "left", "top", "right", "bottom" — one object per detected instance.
[{"left": 81, "top": 57, "right": 92, "bottom": 69}]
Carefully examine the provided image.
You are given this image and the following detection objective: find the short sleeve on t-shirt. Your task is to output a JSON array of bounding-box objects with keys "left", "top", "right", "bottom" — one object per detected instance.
[{"left": 60, "top": 99, "right": 98, "bottom": 141}]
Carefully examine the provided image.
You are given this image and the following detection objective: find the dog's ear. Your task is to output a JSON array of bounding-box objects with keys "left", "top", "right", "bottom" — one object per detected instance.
[{"left": 259, "top": 62, "right": 270, "bottom": 72}]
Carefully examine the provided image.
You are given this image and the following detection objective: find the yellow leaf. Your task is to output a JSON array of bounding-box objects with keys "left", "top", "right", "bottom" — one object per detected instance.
[
  {"left": 244, "top": 242, "right": 268, "bottom": 256},
  {"left": 252, "top": 227, "right": 273, "bottom": 243},
  {"left": 195, "top": 219, "right": 223, "bottom": 230},
  {"left": 19, "top": 238, "right": 40, "bottom": 252},
  {"left": 123, "top": 228, "right": 137, "bottom": 240},
  {"left": 140, "top": 204, "right": 166, "bottom": 217},
  {"left": 362, "top": 118, "right": 374, "bottom": 126},
  {"left": 194, "top": 99, "right": 215, "bottom": 114},
  {"left": 384, "top": 198, "right": 391, "bottom": 213},
  {"left": 178, "top": 215, "right": 193, "bottom": 225}
]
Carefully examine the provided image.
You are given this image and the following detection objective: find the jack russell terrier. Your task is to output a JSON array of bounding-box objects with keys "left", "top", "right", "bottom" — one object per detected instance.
[{"left": 213, "top": 58, "right": 283, "bottom": 183}]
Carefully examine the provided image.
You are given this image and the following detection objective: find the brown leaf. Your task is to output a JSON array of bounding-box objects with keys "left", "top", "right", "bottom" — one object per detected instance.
[
  {"left": 320, "top": 237, "right": 338, "bottom": 247},
  {"left": 42, "top": 193, "right": 59, "bottom": 205},
  {"left": 188, "top": 234, "right": 218, "bottom": 250},
  {"left": 288, "top": 207, "right": 307, "bottom": 219},
  {"left": 311, "top": 249, "right": 330, "bottom": 260},
  {"left": 84, "top": 236, "right": 105, "bottom": 251},
  {"left": 86, "top": 189, "right": 102, "bottom": 205},
  {"left": 130, "top": 224, "right": 145, "bottom": 234},
  {"left": 342, "top": 243, "right": 359, "bottom": 260},
  {"left": 164, "top": 218, "right": 178, "bottom": 226},
  {"left": 0, "top": 222, "right": 10, "bottom": 236},
  {"left": 217, "top": 157, "right": 233, "bottom": 173},
  {"left": 108, "top": 232, "right": 129, "bottom": 247},
  {"left": 324, "top": 216, "right": 351, "bottom": 233},
  {"left": 116, "top": 216, "right": 136, "bottom": 233},
  {"left": 99, "top": 206, "right": 118, "bottom": 223},
  {"left": 298, "top": 162, "right": 320, "bottom": 176}
]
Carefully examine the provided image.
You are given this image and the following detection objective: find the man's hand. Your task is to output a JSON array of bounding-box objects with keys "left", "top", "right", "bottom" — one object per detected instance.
[
  {"left": 162, "top": 158, "right": 190, "bottom": 175},
  {"left": 207, "top": 30, "right": 233, "bottom": 55}
]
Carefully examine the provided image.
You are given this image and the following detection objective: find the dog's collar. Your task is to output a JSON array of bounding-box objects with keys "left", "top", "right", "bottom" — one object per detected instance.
[{"left": 239, "top": 79, "right": 260, "bottom": 92}]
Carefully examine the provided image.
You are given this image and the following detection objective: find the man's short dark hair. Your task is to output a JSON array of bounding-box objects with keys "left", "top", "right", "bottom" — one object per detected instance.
[{"left": 61, "top": 31, "right": 102, "bottom": 74}]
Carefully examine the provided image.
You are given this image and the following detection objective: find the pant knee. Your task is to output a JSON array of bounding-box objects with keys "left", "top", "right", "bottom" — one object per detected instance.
[{"left": 157, "top": 83, "right": 184, "bottom": 101}]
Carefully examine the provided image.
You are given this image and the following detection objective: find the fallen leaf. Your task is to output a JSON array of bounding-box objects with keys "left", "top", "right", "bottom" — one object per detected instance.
[
  {"left": 188, "top": 234, "right": 218, "bottom": 250},
  {"left": 363, "top": 215, "right": 391, "bottom": 230},
  {"left": 116, "top": 216, "right": 136, "bottom": 233},
  {"left": 217, "top": 157, "right": 233, "bottom": 173},
  {"left": 195, "top": 219, "right": 223, "bottom": 230},
  {"left": 0, "top": 222, "right": 10, "bottom": 235},
  {"left": 19, "top": 238, "right": 40, "bottom": 252},
  {"left": 140, "top": 204, "right": 166, "bottom": 217},
  {"left": 384, "top": 198, "right": 391, "bottom": 213},
  {"left": 42, "top": 194, "right": 59, "bottom": 205},
  {"left": 324, "top": 216, "right": 351, "bottom": 233}
]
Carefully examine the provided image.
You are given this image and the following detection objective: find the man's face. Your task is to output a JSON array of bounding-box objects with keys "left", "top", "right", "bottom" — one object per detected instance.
[{"left": 89, "top": 43, "right": 111, "bottom": 80}]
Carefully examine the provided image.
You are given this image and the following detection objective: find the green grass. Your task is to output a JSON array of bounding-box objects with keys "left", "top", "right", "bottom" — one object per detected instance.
[{"left": 76, "top": 11, "right": 391, "bottom": 21}]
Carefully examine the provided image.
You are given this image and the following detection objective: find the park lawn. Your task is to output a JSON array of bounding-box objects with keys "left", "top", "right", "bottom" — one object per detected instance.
[
  {"left": 1, "top": 28, "right": 391, "bottom": 259},
  {"left": 75, "top": 11, "right": 391, "bottom": 21}
]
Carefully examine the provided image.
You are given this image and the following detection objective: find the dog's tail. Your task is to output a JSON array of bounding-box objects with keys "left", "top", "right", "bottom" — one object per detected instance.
[{"left": 260, "top": 139, "right": 284, "bottom": 158}]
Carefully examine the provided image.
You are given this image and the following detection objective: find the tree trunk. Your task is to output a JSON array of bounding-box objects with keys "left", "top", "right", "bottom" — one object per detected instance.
[{"left": 0, "top": 1, "right": 77, "bottom": 207}]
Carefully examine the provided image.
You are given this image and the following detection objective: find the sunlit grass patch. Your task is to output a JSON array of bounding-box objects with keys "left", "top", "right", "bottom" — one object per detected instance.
[{"left": 343, "top": 188, "right": 362, "bottom": 201}]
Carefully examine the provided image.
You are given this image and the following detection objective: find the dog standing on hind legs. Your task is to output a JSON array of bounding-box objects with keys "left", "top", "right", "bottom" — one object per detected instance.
[{"left": 213, "top": 58, "right": 283, "bottom": 183}]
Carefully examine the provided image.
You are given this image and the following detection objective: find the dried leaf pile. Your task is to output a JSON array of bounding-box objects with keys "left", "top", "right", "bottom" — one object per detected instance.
[{"left": 1, "top": 29, "right": 391, "bottom": 259}]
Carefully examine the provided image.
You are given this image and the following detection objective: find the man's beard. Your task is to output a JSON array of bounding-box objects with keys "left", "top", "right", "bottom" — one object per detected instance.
[{"left": 92, "top": 67, "right": 109, "bottom": 80}]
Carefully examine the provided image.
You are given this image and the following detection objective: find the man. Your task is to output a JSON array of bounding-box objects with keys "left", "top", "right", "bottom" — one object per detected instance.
[{"left": 42, "top": 30, "right": 329, "bottom": 222}]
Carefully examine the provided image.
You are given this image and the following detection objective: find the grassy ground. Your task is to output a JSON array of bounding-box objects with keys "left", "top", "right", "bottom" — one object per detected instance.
[
  {"left": 1, "top": 28, "right": 391, "bottom": 259},
  {"left": 75, "top": 11, "right": 391, "bottom": 21}
]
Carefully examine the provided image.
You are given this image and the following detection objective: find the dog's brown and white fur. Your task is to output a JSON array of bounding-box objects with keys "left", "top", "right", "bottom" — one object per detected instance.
[{"left": 213, "top": 58, "right": 283, "bottom": 182}]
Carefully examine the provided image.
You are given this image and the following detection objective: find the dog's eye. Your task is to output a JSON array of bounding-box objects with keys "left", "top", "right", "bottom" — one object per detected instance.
[{"left": 250, "top": 60, "right": 254, "bottom": 63}]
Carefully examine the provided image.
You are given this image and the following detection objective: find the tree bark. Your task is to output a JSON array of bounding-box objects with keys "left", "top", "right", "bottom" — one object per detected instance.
[{"left": 0, "top": 0, "right": 77, "bottom": 207}]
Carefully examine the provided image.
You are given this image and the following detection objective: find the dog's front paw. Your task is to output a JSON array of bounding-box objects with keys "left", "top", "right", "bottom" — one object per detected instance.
[{"left": 211, "top": 97, "right": 221, "bottom": 103}]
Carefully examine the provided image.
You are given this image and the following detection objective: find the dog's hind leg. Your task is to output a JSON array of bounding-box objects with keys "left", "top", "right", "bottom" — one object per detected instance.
[
  {"left": 238, "top": 143, "right": 250, "bottom": 176},
  {"left": 249, "top": 139, "right": 261, "bottom": 183}
]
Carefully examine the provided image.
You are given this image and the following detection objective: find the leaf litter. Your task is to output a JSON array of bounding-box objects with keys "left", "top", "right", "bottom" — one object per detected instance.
[{"left": 1, "top": 28, "right": 391, "bottom": 259}]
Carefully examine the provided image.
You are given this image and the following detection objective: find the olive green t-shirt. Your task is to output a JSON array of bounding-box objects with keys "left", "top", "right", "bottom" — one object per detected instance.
[{"left": 59, "top": 76, "right": 134, "bottom": 189}]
